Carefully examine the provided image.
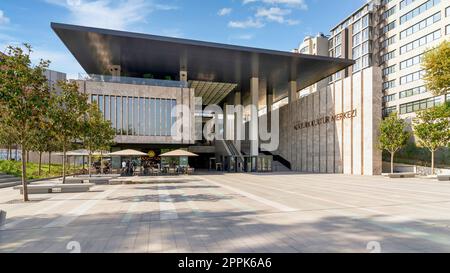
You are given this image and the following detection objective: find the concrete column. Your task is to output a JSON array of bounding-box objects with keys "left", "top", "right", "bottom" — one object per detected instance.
[
  {"left": 250, "top": 77, "right": 259, "bottom": 157},
  {"left": 180, "top": 70, "right": 188, "bottom": 82},
  {"left": 288, "top": 80, "right": 297, "bottom": 104},
  {"left": 234, "top": 90, "right": 242, "bottom": 152},
  {"left": 266, "top": 83, "right": 274, "bottom": 132}
]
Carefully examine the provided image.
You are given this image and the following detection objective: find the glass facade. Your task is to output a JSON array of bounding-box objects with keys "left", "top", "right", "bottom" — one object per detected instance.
[{"left": 93, "top": 94, "right": 177, "bottom": 137}]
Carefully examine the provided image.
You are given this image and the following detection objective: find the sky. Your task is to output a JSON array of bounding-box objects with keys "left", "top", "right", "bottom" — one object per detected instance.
[{"left": 0, "top": 0, "right": 366, "bottom": 79}]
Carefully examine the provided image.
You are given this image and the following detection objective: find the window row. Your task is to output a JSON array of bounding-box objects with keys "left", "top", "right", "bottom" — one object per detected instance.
[
  {"left": 381, "top": 50, "right": 396, "bottom": 63},
  {"left": 400, "top": 53, "right": 424, "bottom": 70},
  {"left": 383, "top": 79, "right": 396, "bottom": 90},
  {"left": 400, "top": 0, "right": 417, "bottom": 10},
  {"left": 400, "top": 12, "right": 441, "bottom": 40},
  {"left": 352, "top": 41, "right": 371, "bottom": 59},
  {"left": 381, "top": 35, "right": 396, "bottom": 49},
  {"left": 399, "top": 86, "right": 427, "bottom": 99},
  {"left": 92, "top": 95, "right": 177, "bottom": 137},
  {"left": 383, "top": 65, "right": 396, "bottom": 76},
  {"left": 399, "top": 96, "right": 441, "bottom": 114},
  {"left": 383, "top": 93, "right": 397, "bottom": 103},
  {"left": 399, "top": 29, "right": 441, "bottom": 55},
  {"left": 400, "top": 0, "right": 441, "bottom": 25},
  {"left": 383, "top": 106, "right": 397, "bottom": 117},
  {"left": 400, "top": 70, "right": 425, "bottom": 85},
  {"left": 382, "top": 6, "right": 396, "bottom": 20},
  {"left": 353, "top": 54, "right": 372, "bottom": 72},
  {"left": 381, "top": 21, "right": 396, "bottom": 34}
]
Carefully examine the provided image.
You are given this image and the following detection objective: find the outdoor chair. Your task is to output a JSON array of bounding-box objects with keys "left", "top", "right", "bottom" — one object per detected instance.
[
  {"left": 168, "top": 168, "right": 176, "bottom": 175},
  {"left": 187, "top": 168, "right": 195, "bottom": 175}
]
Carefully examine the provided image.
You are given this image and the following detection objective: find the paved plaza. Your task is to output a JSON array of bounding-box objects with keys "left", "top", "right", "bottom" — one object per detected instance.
[{"left": 1, "top": 173, "right": 450, "bottom": 253}]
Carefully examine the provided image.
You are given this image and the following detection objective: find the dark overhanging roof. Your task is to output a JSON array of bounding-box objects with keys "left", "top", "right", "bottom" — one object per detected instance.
[{"left": 51, "top": 22, "right": 354, "bottom": 92}]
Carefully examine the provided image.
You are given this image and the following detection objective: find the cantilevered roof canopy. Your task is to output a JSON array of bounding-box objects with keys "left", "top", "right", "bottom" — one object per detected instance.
[{"left": 51, "top": 22, "right": 353, "bottom": 92}]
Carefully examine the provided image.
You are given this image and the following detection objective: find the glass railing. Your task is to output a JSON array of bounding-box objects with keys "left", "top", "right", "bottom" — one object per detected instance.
[{"left": 83, "top": 74, "right": 188, "bottom": 88}]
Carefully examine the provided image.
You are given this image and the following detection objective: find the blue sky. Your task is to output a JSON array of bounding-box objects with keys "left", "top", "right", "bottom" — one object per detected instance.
[{"left": 0, "top": 0, "right": 366, "bottom": 79}]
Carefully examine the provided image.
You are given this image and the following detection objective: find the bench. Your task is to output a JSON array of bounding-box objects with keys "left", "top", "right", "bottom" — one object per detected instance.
[
  {"left": 388, "top": 173, "right": 416, "bottom": 178},
  {"left": 13, "top": 184, "right": 94, "bottom": 194},
  {"left": 437, "top": 175, "right": 450, "bottom": 181},
  {"left": 84, "top": 177, "right": 112, "bottom": 185},
  {"left": 64, "top": 178, "right": 85, "bottom": 184}
]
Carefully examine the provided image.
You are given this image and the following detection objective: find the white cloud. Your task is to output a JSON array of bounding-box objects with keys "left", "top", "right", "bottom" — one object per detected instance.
[
  {"left": 0, "top": 10, "right": 10, "bottom": 25},
  {"left": 218, "top": 8, "right": 232, "bottom": 16},
  {"left": 255, "top": 7, "right": 290, "bottom": 23},
  {"left": 243, "top": 0, "right": 308, "bottom": 10},
  {"left": 234, "top": 34, "right": 254, "bottom": 40},
  {"left": 45, "top": 0, "right": 177, "bottom": 30},
  {"left": 228, "top": 18, "right": 264, "bottom": 29}
]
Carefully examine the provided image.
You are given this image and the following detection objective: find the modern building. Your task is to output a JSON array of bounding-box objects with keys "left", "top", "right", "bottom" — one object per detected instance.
[
  {"left": 325, "top": 0, "right": 450, "bottom": 120},
  {"left": 294, "top": 33, "right": 330, "bottom": 98},
  {"left": 51, "top": 22, "right": 383, "bottom": 175}
]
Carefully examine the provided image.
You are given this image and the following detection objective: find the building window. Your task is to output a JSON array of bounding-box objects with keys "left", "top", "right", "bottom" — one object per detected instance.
[
  {"left": 400, "top": 70, "right": 425, "bottom": 85},
  {"left": 400, "top": 12, "right": 441, "bottom": 40},
  {"left": 383, "top": 79, "right": 396, "bottom": 90},
  {"left": 399, "top": 29, "right": 441, "bottom": 55},
  {"left": 447, "top": 25, "right": 450, "bottom": 35},
  {"left": 400, "top": 53, "right": 424, "bottom": 70},
  {"left": 383, "top": 94, "right": 397, "bottom": 103},
  {"left": 447, "top": 6, "right": 450, "bottom": 17},
  {"left": 383, "top": 65, "right": 396, "bottom": 76},
  {"left": 400, "top": 0, "right": 416, "bottom": 10},
  {"left": 383, "top": 106, "right": 397, "bottom": 117},
  {"left": 381, "top": 50, "right": 396, "bottom": 63},
  {"left": 400, "top": 0, "right": 441, "bottom": 25},
  {"left": 382, "top": 7, "right": 396, "bottom": 20},
  {"left": 399, "top": 97, "right": 442, "bottom": 114},
  {"left": 381, "top": 21, "right": 396, "bottom": 34},
  {"left": 399, "top": 86, "right": 427, "bottom": 98},
  {"left": 381, "top": 35, "right": 396, "bottom": 48}
]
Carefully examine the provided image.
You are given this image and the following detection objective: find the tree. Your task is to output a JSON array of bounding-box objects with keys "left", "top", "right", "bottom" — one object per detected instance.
[
  {"left": 0, "top": 105, "right": 19, "bottom": 160},
  {"left": 49, "top": 80, "right": 88, "bottom": 183},
  {"left": 82, "top": 103, "right": 115, "bottom": 176},
  {"left": 379, "top": 113, "right": 411, "bottom": 174},
  {"left": 414, "top": 103, "right": 450, "bottom": 175},
  {"left": 0, "top": 44, "right": 51, "bottom": 202},
  {"left": 29, "top": 118, "right": 58, "bottom": 176},
  {"left": 422, "top": 40, "right": 450, "bottom": 96}
]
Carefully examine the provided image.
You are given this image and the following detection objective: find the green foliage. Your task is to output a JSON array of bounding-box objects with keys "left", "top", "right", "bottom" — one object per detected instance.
[
  {"left": 413, "top": 103, "right": 450, "bottom": 152},
  {"left": 0, "top": 160, "right": 81, "bottom": 180},
  {"left": 422, "top": 41, "right": 450, "bottom": 96},
  {"left": 49, "top": 80, "right": 89, "bottom": 151},
  {"left": 379, "top": 113, "right": 410, "bottom": 154},
  {"left": 82, "top": 103, "right": 116, "bottom": 153},
  {"left": 0, "top": 44, "right": 51, "bottom": 150}
]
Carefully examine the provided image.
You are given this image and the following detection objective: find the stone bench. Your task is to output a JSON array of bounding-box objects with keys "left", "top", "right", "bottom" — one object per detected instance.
[
  {"left": 437, "top": 175, "right": 450, "bottom": 181},
  {"left": 13, "top": 184, "right": 94, "bottom": 194},
  {"left": 64, "top": 178, "right": 85, "bottom": 184},
  {"left": 84, "top": 177, "right": 112, "bottom": 185},
  {"left": 388, "top": 173, "right": 416, "bottom": 179}
]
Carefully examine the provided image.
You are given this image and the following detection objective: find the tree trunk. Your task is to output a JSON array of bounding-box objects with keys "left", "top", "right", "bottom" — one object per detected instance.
[
  {"left": 390, "top": 152, "right": 395, "bottom": 174},
  {"left": 26, "top": 150, "right": 29, "bottom": 163},
  {"left": 100, "top": 155, "right": 104, "bottom": 175},
  {"left": 431, "top": 150, "right": 435, "bottom": 175},
  {"left": 38, "top": 152, "right": 42, "bottom": 176},
  {"left": 6, "top": 145, "right": 11, "bottom": 160},
  {"left": 62, "top": 146, "right": 67, "bottom": 184},
  {"left": 48, "top": 152, "right": 52, "bottom": 174},
  {"left": 21, "top": 148, "right": 29, "bottom": 202},
  {"left": 88, "top": 154, "right": 92, "bottom": 177}
]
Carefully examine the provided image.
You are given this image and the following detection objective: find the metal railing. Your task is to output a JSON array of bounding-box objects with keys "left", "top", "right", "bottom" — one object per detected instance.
[{"left": 80, "top": 74, "right": 188, "bottom": 88}]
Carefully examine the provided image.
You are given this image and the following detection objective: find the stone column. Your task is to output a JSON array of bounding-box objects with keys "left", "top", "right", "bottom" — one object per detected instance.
[
  {"left": 250, "top": 77, "right": 259, "bottom": 157},
  {"left": 234, "top": 90, "right": 242, "bottom": 152},
  {"left": 288, "top": 80, "right": 297, "bottom": 104}
]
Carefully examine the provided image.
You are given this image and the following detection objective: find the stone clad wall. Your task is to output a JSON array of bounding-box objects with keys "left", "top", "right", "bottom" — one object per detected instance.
[{"left": 275, "top": 67, "right": 382, "bottom": 175}]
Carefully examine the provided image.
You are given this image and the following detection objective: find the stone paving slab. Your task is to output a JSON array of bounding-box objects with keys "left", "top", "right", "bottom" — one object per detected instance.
[{"left": 1, "top": 173, "right": 450, "bottom": 253}]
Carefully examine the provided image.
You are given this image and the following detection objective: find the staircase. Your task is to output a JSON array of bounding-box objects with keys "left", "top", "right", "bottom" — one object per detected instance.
[
  {"left": 0, "top": 173, "right": 22, "bottom": 189},
  {"left": 224, "top": 140, "right": 244, "bottom": 162}
]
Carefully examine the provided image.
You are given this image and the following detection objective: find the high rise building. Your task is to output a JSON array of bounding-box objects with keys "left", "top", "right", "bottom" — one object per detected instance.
[
  {"left": 325, "top": 0, "right": 449, "bottom": 119},
  {"left": 294, "top": 33, "right": 330, "bottom": 97}
]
